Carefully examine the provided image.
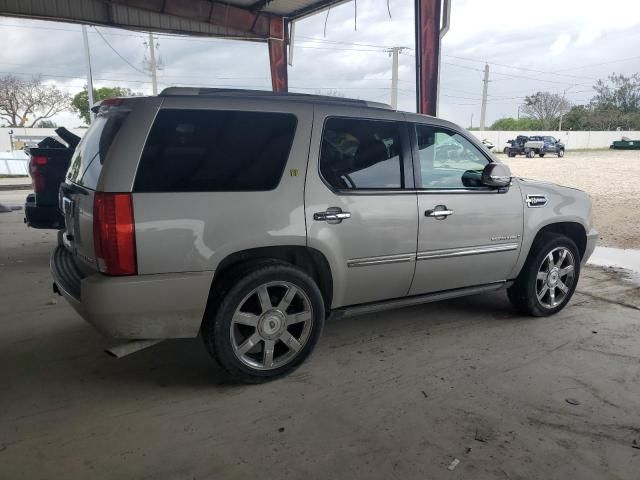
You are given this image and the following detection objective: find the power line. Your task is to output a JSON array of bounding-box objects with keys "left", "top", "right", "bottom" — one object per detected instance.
[{"left": 93, "top": 27, "right": 147, "bottom": 75}]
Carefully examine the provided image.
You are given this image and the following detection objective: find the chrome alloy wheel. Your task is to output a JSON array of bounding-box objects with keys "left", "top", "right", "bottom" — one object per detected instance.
[
  {"left": 230, "top": 281, "right": 313, "bottom": 370},
  {"left": 536, "top": 247, "right": 576, "bottom": 308}
]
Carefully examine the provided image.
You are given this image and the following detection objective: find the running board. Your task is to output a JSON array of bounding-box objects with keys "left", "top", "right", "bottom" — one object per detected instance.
[
  {"left": 105, "top": 339, "right": 164, "bottom": 358},
  {"left": 330, "top": 282, "right": 510, "bottom": 320}
]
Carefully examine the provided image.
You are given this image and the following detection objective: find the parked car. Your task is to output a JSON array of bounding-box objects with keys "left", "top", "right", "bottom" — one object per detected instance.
[
  {"left": 524, "top": 135, "right": 565, "bottom": 158},
  {"left": 24, "top": 128, "right": 80, "bottom": 229},
  {"left": 51, "top": 89, "right": 597, "bottom": 383},
  {"left": 505, "top": 135, "right": 529, "bottom": 156}
]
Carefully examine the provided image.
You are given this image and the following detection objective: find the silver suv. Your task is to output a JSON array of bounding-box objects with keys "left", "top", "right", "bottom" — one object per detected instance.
[{"left": 52, "top": 88, "right": 598, "bottom": 383}]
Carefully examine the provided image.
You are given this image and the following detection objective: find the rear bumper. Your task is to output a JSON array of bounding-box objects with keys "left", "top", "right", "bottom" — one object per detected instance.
[
  {"left": 51, "top": 246, "right": 214, "bottom": 339},
  {"left": 24, "top": 194, "right": 64, "bottom": 229},
  {"left": 582, "top": 228, "right": 598, "bottom": 265}
]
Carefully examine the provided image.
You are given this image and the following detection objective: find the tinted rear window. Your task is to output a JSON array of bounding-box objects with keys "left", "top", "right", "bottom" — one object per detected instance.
[
  {"left": 66, "top": 108, "right": 129, "bottom": 189},
  {"left": 133, "top": 109, "right": 297, "bottom": 192}
]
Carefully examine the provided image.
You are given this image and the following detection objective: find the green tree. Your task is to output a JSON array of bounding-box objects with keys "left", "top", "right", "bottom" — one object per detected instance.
[
  {"left": 71, "top": 86, "right": 135, "bottom": 124},
  {"left": 489, "top": 117, "right": 543, "bottom": 131},
  {"left": 37, "top": 119, "right": 57, "bottom": 128},
  {"left": 592, "top": 73, "right": 640, "bottom": 113}
]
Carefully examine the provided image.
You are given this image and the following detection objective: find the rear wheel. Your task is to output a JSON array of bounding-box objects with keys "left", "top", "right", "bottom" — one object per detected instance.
[
  {"left": 507, "top": 233, "right": 580, "bottom": 316},
  {"left": 527, "top": 149, "right": 536, "bottom": 158},
  {"left": 203, "top": 263, "right": 325, "bottom": 383}
]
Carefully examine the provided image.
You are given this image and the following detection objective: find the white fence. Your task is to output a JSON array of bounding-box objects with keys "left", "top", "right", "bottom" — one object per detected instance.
[
  {"left": 470, "top": 130, "right": 640, "bottom": 150},
  {"left": 0, "top": 150, "right": 29, "bottom": 175}
]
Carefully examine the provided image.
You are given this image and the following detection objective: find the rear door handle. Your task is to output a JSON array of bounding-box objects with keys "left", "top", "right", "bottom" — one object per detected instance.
[
  {"left": 314, "top": 207, "right": 351, "bottom": 224},
  {"left": 425, "top": 205, "right": 454, "bottom": 219}
]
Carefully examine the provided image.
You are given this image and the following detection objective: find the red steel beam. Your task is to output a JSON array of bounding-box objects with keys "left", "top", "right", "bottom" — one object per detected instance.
[
  {"left": 268, "top": 18, "right": 288, "bottom": 92},
  {"left": 415, "top": 0, "right": 441, "bottom": 115},
  {"left": 109, "top": 0, "right": 284, "bottom": 39}
]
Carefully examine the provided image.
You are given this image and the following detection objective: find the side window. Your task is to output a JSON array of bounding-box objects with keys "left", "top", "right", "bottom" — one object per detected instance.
[
  {"left": 320, "top": 117, "right": 404, "bottom": 190},
  {"left": 134, "top": 109, "right": 296, "bottom": 192},
  {"left": 415, "top": 125, "right": 489, "bottom": 190}
]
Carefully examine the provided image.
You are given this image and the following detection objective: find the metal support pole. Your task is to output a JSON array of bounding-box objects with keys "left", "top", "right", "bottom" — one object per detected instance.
[
  {"left": 390, "top": 47, "right": 401, "bottom": 109},
  {"left": 480, "top": 63, "right": 489, "bottom": 131},
  {"left": 268, "top": 18, "right": 288, "bottom": 92},
  {"left": 415, "top": 0, "right": 442, "bottom": 115},
  {"left": 436, "top": 0, "right": 451, "bottom": 116},
  {"left": 148, "top": 32, "right": 158, "bottom": 95},
  {"left": 81, "top": 25, "right": 95, "bottom": 123},
  {"left": 288, "top": 21, "right": 295, "bottom": 67}
]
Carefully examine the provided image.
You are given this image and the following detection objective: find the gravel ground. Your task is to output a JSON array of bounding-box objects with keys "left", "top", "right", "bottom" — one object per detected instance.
[{"left": 502, "top": 149, "right": 640, "bottom": 249}]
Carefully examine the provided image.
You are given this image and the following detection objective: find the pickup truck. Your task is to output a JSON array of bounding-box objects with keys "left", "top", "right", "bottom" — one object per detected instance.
[
  {"left": 506, "top": 135, "right": 530, "bottom": 157},
  {"left": 524, "top": 136, "right": 565, "bottom": 158},
  {"left": 24, "top": 128, "right": 80, "bottom": 229}
]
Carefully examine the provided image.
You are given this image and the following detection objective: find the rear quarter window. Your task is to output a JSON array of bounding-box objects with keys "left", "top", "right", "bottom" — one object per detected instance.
[
  {"left": 133, "top": 109, "right": 297, "bottom": 192},
  {"left": 66, "top": 108, "right": 129, "bottom": 189}
]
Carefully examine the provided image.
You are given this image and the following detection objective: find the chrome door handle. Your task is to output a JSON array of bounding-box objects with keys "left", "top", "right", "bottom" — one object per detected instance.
[
  {"left": 314, "top": 207, "right": 351, "bottom": 224},
  {"left": 425, "top": 206, "right": 454, "bottom": 219}
]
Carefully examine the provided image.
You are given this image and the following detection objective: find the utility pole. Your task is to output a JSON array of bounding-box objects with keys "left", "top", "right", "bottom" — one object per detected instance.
[
  {"left": 479, "top": 63, "right": 489, "bottom": 131},
  {"left": 390, "top": 47, "right": 402, "bottom": 109},
  {"left": 470, "top": 113, "right": 473, "bottom": 130},
  {"left": 81, "top": 25, "right": 95, "bottom": 123},
  {"left": 148, "top": 32, "right": 158, "bottom": 95}
]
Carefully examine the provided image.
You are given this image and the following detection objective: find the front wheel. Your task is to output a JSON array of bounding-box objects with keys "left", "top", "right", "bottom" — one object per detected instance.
[
  {"left": 527, "top": 150, "right": 536, "bottom": 158},
  {"left": 508, "top": 233, "right": 580, "bottom": 316},
  {"left": 539, "top": 153, "right": 545, "bottom": 157},
  {"left": 558, "top": 149, "right": 565, "bottom": 157},
  {"left": 203, "top": 263, "right": 325, "bottom": 383}
]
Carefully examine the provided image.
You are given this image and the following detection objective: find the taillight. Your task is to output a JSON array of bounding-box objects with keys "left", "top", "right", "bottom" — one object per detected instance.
[
  {"left": 30, "top": 155, "right": 48, "bottom": 193},
  {"left": 93, "top": 192, "right": 137, "bottom": 276}
]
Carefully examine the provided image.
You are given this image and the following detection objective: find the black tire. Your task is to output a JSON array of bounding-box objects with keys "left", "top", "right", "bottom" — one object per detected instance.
[
  {"left": 558, "top": 149, "right": 565, "bottom": 157},
  {"left": 508, "top": 151, "right": 516, "bottom": 158},
  {"left": 503, "top": 147, "right": 509, "bottom": 154},
  {"left": 527, "top": 150, "right": 536, "bottom": 158},
  {"left": 507, "top": 233, "right": 580, "bottom": 317},
  {"left": 539, "top": 153, "right": 545, "bottom": 157},
  {"left": 202, "top": 262, "right": 325, "bottom": 383}
]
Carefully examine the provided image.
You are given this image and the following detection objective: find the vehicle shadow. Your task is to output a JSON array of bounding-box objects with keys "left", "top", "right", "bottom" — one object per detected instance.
[{"left": 2, "top": 291, "right": 522, "bottom": 393}]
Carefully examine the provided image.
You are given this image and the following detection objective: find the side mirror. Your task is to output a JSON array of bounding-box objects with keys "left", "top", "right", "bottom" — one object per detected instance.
[{"left": 481, "top": 163, "right": 512, "bottom": 188}]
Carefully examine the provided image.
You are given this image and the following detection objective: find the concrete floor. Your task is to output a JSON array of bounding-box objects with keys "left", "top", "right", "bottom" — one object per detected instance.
[{"left": 1, "top": 192, "right": 640, "bottom": 480}]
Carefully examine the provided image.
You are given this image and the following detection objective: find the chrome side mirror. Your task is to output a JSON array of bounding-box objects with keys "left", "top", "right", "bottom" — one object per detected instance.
[{"left": 482, "top": 163, "right": 512, "bottom": 188}]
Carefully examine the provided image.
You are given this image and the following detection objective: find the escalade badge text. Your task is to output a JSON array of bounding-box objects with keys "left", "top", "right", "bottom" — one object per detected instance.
[
  {"left": 491, "top": 234, "right": 521, "bottom": 241},
  {"left": 526, "top": 194, "right": 548, "bottom": 208}
]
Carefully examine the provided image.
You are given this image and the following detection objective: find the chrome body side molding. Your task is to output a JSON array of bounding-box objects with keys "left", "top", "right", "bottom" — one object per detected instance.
[
  {"left": 416, "top": 243, "right": 519, "bottom": 261},
  {"left": 331, "top": 282, "right": 511, "bottom": 320},
  {"left": 347, "top": 253, "right": 415, "bottom": 268}
]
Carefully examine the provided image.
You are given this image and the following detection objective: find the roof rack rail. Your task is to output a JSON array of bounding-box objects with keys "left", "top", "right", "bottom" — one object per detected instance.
[{"left": 159, "top": 87, "right": 392, "bottom": 110}]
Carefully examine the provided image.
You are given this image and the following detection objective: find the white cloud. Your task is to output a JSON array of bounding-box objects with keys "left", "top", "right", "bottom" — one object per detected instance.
[
  {"left": 1, "top": 0, "right": 640, "bottom": 128},
  {"left": 550, "top": 34, "right": 572, "bottom": 55}
]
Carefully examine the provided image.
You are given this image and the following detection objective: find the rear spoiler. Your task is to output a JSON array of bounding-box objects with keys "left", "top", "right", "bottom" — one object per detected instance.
[{"left": 55, "top": 127, "right": 81, "bottom": 149}]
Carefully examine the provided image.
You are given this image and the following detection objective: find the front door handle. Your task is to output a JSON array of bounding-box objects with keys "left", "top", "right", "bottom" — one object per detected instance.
[
  {"left": 314, "top": 207, "right": 351, "bottom": 224},
  {"left": 425, "top": 205, "right": 454, "bottom": 220}
]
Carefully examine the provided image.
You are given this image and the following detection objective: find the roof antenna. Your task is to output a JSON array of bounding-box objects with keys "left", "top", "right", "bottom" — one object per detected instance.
[{"left": 387, "top": 0, "right": 392, "bottom": 18}]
